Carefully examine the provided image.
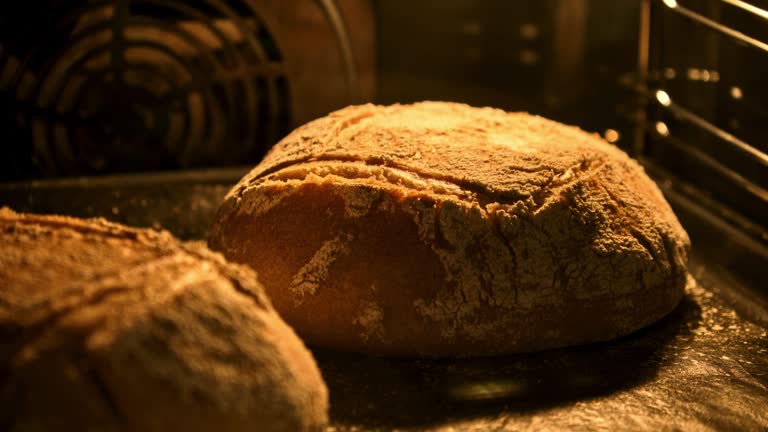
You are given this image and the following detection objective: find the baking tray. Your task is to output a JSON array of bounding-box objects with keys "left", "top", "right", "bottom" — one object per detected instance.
[{"left": 1, "top": 166, "right": 766, "bottom": 431}]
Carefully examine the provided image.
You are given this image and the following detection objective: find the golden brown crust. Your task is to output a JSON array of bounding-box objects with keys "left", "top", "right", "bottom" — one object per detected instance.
[
  {"left": 209, "top": 102, "right": 690, "bottom": 357},
  {"left": 0, "top": 207, "right": 328, "bottom": 432}
]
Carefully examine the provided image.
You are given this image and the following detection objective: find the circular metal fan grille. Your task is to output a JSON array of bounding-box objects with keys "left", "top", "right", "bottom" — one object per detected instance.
[{"left": 0, "top": 0, "right": 290, "bottom": 177}]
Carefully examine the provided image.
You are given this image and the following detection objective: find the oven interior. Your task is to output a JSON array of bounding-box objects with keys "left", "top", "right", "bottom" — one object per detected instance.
[{"left": 1, "top": 1, "right": 766, "bottom": 430}]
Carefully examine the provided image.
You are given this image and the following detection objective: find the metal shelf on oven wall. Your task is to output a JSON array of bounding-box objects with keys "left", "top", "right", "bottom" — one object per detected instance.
[
  {"left": 1, "top": 165, "right": 766, "bottom": 431},
  {"left": 0, "top": 166, "right": 250, "bottom": 240}
]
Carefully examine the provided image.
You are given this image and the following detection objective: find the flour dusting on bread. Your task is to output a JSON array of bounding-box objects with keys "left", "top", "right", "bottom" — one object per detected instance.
[
  {"left": 289, "top": 233, "right": 353, "bottom": 304},
  {"left": 208, "top": 102, "right": 690, "bottom": 356}
]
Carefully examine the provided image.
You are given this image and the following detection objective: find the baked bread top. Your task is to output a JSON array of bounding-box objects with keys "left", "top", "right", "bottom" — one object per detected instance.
[
  {"left": 223, "top": 102, "right": 686, "bottom": 263},
  {"left": 210, "top": 102, "right": 691, "bottom": 356},
  {"left": 0, "top": 208, "right": 328, "bottom": 432},
  {"left": 229, "top": 101, "right": 664, "bottom": 207}
]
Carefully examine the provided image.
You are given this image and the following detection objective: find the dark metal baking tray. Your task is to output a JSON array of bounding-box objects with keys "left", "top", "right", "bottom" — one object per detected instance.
[{"left": 1, "top": 166, "right": 766, "bottom": 431}]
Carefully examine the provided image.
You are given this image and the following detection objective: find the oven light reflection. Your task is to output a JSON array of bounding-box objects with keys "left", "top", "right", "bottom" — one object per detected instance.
[
  {"left": 446, "top": 379, "right": 526, "bottom": 401},
  {"left": 730, "top": 86, "right": 743, "bottom": 99},
  {"left": 519, "top": 49, "right": 539, "bottom": 65},
  {"left": 655, "top": 90, "right": 672, "bottom": 107},
  {"left": 665, "top": 68, "right": 720, "bottom": 82},
  {"left": 655, "top": 121, "right": 670, "bottom": 137},
  {"left": 663, "top": 0, "right": 678, "bottom": 8},
  {"left": 520, "top": 23, "right": 540, "bottom": 40},
  {"left": 686, "top": 68, "right": 721, "bottom": 82},
  {"left": 604, "top": 129, "right": 620, "bottom": 143}
]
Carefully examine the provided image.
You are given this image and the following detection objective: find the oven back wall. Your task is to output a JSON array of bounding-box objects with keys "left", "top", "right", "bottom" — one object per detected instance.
[{"left": 375, "top": 0, "right": 641, "bottom": 151}]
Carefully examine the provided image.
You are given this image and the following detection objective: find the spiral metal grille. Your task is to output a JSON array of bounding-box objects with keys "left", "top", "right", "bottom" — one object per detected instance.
[{"left": 0, "top": 0, "right": 290, "bottom": 178}]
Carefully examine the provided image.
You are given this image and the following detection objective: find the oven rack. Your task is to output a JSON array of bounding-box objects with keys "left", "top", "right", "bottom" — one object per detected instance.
[{"left": 635, "top": 0, "right": 768, "bottom": 245}]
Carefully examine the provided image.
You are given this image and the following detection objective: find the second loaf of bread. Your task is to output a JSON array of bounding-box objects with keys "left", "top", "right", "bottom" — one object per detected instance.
[
  {"left": 208, "top": 101, "right": 690, "bottom": 357},
  {"left": 0, "top": 208, "right": 328, "bottom": 431}
]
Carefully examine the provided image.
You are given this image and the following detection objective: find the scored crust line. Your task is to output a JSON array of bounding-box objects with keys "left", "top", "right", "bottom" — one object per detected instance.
[{"left": 236, "top": 156, "right": 606, "bottom": 215}]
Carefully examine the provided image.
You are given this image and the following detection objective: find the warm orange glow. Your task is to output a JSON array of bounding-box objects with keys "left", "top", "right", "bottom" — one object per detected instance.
[{"left": 604, "top": 129, "right": 620, "bottom": 143}]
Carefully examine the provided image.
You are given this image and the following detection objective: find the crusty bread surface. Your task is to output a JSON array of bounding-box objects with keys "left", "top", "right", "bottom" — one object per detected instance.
[
  {"left": 0, "top": 207, "right": 328, "bottom": 432},
  {"left": 208, "top": 101, "right": 690, "bottom": 357}
]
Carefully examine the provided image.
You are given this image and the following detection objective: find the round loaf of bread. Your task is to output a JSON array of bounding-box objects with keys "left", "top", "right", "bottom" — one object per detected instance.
[
  {"left": 0, "top": 208, "right": 327, "bottom": 432},
  {"left": 208, "top": 101, "right": 690, "bottom": 357}
]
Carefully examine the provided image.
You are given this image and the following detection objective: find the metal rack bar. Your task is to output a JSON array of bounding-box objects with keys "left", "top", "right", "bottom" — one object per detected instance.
[
  {"left": 315, "top": 0, "right": 359, "bottom": 103},
  {"left": 660, "top": 0, "right": 768, "bottom": 53},
  {"left": 653, "top": 92, "right": 768, "bottom": 168},
  {"left": 647, "top": 121, "right": 768, "bottom": 204},
  {"left": 642, "top": 158, "right": 768, "bottom": 246},
  {"left": 721, "top": 0, "right": 768, "bottom": 21},
  {"left": 635, "top": 0, "right": 652, "bottom": 155}
]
